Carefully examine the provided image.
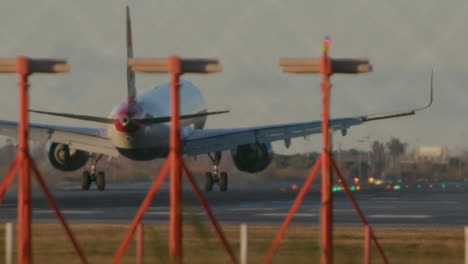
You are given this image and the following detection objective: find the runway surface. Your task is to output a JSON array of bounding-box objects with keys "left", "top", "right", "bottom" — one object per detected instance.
[{"left": 1, "top": 182, "right": 467, "bottom": 226}]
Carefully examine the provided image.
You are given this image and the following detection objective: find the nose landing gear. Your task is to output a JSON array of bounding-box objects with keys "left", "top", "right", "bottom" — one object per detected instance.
[
  {"left": 205, "top": 152, "right": 228, "bottom": 192},
  {"left": 81, "top": 154, "right": 106, "bottom": 191}
]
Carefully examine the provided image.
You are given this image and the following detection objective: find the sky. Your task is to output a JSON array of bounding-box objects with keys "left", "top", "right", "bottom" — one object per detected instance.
[{"left": 0, "top": 0, "right": 467, "bottom": 155}]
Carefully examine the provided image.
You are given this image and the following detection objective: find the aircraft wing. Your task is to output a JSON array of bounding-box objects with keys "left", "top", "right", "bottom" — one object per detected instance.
[
  {"left": 183, "top": 70, "right": 434, "bottom": 156},
  {"left": 0, "top": 120, "right": 118, "bottom": 157},
  {"left": 182, "top": 110, "right": 416, "bottom": 156}
]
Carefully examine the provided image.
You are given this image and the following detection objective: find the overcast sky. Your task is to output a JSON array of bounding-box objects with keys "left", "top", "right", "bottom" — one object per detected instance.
[{"left": 0, "top": 0, "right": 467, "bottom": 155}]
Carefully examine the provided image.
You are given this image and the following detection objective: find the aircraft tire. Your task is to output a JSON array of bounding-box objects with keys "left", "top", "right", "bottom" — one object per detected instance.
[
  {"left": 219, "top": 172, "right": 228, "bottom": 192},
  {"left": 205, "top": 172, "right": 214, "bottom": 192},
  {"left": 96, "top": 171, "right": 106, "bottom": 191},
  {"left": 82, "top": 171, "right": 91, "bottom": 190}
]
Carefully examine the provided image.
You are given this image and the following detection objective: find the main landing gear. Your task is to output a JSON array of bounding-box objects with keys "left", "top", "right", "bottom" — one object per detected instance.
[
  {"left": 205, "top": 152, "right": 228, "bottom": 192},
  {"left": 81, "top": 154, "right": 106, "bottom": 191}
]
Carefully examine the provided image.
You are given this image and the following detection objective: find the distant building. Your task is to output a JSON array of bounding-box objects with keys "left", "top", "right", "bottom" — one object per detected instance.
[{"left": 413, "top": 146, "right": 449, "bottom": 163}]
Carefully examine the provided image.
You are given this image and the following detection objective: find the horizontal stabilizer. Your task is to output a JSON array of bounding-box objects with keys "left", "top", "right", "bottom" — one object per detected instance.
[
  {"left": 29, "top": 110, "right": 114, "bottom": 123},
  {"left": 29, "top": 109, "right": 229, "bottom": 125},
  {"left": 141, "top": 110, "right": 229, "bottom": 124}
]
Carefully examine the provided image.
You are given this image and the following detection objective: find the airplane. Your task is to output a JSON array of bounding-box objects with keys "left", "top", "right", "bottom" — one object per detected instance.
[{"left": 0, "top": 7, "right": 433, "bottom": 192}]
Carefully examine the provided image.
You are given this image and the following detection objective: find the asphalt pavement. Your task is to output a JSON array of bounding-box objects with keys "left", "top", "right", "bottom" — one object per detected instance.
[{"left": 1, "top": 181, "right": 467, "bottom": 226}]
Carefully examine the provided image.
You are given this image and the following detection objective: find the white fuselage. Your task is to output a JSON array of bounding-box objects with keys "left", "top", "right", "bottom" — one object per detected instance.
[{"left": 107, "top": 80, "right": 207, "bottom": 160}]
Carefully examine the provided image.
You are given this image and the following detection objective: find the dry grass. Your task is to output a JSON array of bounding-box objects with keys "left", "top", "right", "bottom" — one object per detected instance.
[{"left": 0, "top": 223, "right": 464, "bottom": 263}]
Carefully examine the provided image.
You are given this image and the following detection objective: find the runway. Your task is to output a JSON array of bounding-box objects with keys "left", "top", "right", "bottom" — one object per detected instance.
[{"left": 1, "top": 182, "right": 467, "bottom": 226}]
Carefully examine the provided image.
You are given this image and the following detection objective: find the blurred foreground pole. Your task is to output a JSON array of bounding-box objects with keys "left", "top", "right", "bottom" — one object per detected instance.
[
  {"left": 240, "top": 223, "right": 248, "bottom": 264},
  {"left": 0, "top": 57, "right": 87, "bottom": 264},
  {"left": 364, "top": 224, "right": 371, "bottom": 264},
  {"left": 121, "top": 56, "right": 238, "bottom": 264},
  {"left": 272, "top": 37, "right": 375, "bottom": 264},
  {"left": 465, "top": 226, "right": 468, "bottom": 264},
  {"left": 5, "top": 222, "right": 14, "bottom": 264},
  {"left": 319, "top": 39, "right": 333, "bottom": 264},
  {"left": 136, "top": 223, "right": 144, "bottom": 264},
  {"left": 168, "top": 56, "right": 183, "bottom": 263}
]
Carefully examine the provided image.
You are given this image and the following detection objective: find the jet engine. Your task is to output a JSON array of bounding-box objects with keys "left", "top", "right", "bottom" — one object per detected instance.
[
  {"left": 231, "top": 143, "right": 273, "bottom": 173},
  {"left": 48, "top": 142, "right": 89, "bottom": 171}
]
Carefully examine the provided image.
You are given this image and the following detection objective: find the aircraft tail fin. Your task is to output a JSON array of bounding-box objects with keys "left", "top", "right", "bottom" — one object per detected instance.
[{"left": 126, "top": 6, "right": 137, "bottom": 104}]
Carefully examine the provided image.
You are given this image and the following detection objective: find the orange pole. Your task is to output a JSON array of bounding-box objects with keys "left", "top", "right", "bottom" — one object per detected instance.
[
  {"left": 168, "top": 56, "right": 183, "bottom": 264},
  {"left": 17, "top": 155, "right": 31, "bottom": 264},
  {"left": 0, "top": 157, "right": 19, "bottom": 203},
  {"left": 331, "top": 161, "right": 389, "bottom": 264},
  {"left": 112, "top": 160, "right": 169, "bottom": 264},
  {"left": 262, "top": 158, "right": 321, "bottom": 264},
  {"left": 181, "top": 163, "right": 238, "bottom": 264},
  {"left": 276, "top": 38, "right": 381, "bottom": 264},
  {"left": 0, "top": 57, "right": 85, "bottom": 264},
  {"left": 331, "top": 161, "right": 368, "bottom": 225},
  {"left": 16, "top": 56, "right": 32, "bottom": 264},
  {"left": 136, "top": 223, "right": 144, "bottom": 264},
  {"left": 320, "top": 40, "right": 333, "bottom": 264},
  {"left": 115, "top": 56, "right": 226, "bottom": 263},
  {"left": 364, "top": 224, "right": 371, "bottom": 264},
  {"left": 30, "top": 162, "right": 88, "bottom": 264},
  {"left": 370, "top": 233, "right": 388, "bottom": 264}
]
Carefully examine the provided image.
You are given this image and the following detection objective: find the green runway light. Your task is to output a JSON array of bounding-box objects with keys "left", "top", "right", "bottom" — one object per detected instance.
[
  {"left": 350, "top": 186, "right": 356, "bottom": 191},
  {"left": 394, "top": 185, "right": 401, "bottom": 190},
  {"left": 441, "top": 183, "right": 446, "bottom": 189},
  {"left": 417, "top": 184, "right": 422, "bottom": 189}
]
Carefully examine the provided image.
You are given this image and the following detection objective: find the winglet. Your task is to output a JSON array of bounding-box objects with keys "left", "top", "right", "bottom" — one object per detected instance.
[
  {"left": 126, "top": 6, "right": 137, "bottom": 104},
  {"left": 414, "top": 68, "right": 434, "bottom": 112},
  {"left": 361, "top": 69, "right": 434, "bottom": 122}
]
